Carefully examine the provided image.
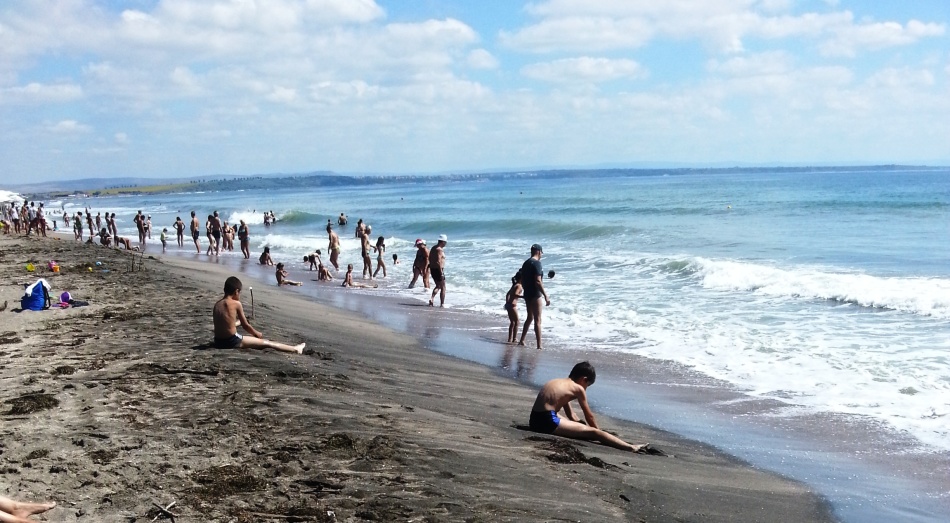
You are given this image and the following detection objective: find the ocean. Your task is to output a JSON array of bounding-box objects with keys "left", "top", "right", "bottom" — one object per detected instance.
[{"left": 41, "top": 167, "right": 950, "bottom": 521}]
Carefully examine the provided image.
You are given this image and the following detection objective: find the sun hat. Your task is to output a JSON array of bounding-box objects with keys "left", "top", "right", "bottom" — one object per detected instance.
[
  {"left": 415, "top": 238, "right": 425, "bottom": 246},
  {"left": 438, "top": 234, "right": 448, "bottom": 242}
]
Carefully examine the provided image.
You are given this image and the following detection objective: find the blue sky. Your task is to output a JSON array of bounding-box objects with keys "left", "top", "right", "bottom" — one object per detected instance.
[{"left": 1, "top": 0, "right": 948, "bottom": 182}]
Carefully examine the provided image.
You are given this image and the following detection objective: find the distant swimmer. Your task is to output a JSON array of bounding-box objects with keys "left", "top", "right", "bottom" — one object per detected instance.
[
  {"left": 518, "top": 244, "right": 550, "bottom": 350},
  {"left": 342, "top": 264, "right": 377, "bottom": 289},
  {"left": 338, "top": 213, "right": 348, "bottom": 226},
  {"left": 213, "top": 276, "right": 304, "bottom": 354},
  {"left": 275, "top": 263, "right": 302, "bottom": 286}
]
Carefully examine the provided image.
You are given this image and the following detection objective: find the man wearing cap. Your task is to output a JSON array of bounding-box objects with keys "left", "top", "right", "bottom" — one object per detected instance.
[
  {"left": 409, "top": 238, "right": 430, "bottom": 289},
  {"left": 428, "top": 234, "right": 448, "bottom": 307},
  {"left": 519, "top": 244, "right": 551, "bottom": 349}
]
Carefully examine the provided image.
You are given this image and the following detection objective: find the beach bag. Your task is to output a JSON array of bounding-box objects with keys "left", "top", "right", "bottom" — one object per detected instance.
[{"left": 21, "top": 279, "right": 52, "bottom": 311}]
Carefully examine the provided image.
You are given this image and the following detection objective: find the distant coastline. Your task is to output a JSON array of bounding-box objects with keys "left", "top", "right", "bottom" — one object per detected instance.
[{"left": 10, "top": 164, "right": 948, "bottom": 200}]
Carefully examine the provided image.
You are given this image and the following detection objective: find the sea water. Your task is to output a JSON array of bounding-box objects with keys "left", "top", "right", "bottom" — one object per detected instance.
[{"left": 55, "top": 168, "right": 950, "bottom": 521}]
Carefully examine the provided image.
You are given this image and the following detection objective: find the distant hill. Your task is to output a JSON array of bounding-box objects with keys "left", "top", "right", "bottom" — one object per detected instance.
[{"left": 12, "top": 165, "right": 946, "bottom": 199}]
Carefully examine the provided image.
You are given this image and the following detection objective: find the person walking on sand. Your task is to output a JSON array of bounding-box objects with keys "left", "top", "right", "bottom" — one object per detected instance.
[
  {"left": 190, "top": 211, "right": 201, "bottom": 253},
  {"left": 518, "top": 244, "right": 551, "bottom": 350},
  {"left": 408, "top": 239, "right": 429, "bottom": 289},
  {"left": 0, "top": 493, "right": 56, "bottom": 523},
  {"left": 530, "top": 362, "right": 661, "bottom": 454},
  {"left": 213, "top": 276, "right": 305, "bottom": 354},
  {"left": 428, "top": 234, "right": 447, "bottom": 307},
  {"left": 505, "top": 271, "right": 523, "bottom": 343},
  {"left": 326, "top": 223, "right": 341, "bottom": 271}
]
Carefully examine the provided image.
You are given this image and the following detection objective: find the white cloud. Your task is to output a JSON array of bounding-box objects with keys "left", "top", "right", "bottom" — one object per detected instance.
[
  {"left": 467, "top": 49, "right": 498, "bottom": 70},
  {"left": 503, "top": 1, "right": 944, "bottom": 56},
  {"left": 820, "top": 18, "right": 945, "bottom": 57},
  {"left": 0, "top": 82, "right": 83, "bottom": 104},
  {"left": 522, "top": 57, "right": 644, "bottom": 83},
  {"left": 266, "top": 86, "right": 298, "bottom": 104},
  {"left": 50, "top": 120, "right": 91, "bottom": 134},
  {"left": 114, "top": 132, "right": 129, "bottom": 145}
]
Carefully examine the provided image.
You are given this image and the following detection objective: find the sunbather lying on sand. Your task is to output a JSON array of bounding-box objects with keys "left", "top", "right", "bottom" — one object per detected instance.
[
  {"left": 0, "top": 494, "right": 56, "bottom": 523},
  {"left": 530, "top": 362, "right": 664, "bottom": 455},
  {"left": 212, "top": 276, "right": 304, "bottom": 354}
]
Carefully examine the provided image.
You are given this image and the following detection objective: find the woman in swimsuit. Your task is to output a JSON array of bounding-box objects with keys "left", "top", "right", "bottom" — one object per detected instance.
[
  {"left": 372, "top": 235, "right": 387, "bottom": 278},
  {"left": 505, "top": 271, "right": 523, "bottom": 343}
]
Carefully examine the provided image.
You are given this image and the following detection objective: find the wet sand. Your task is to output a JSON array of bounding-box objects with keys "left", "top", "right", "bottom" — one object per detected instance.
[{"left": 0, "top": 234, "right": 834, "bottom": 522}]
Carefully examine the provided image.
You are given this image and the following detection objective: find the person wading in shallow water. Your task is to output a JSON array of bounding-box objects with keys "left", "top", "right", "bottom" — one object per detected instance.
[
  {"left": 428, "top": 234, "right": 447, "bottom": 307},
  {"left": 518, "top": 243, "right": 551, "bottom": 350}
]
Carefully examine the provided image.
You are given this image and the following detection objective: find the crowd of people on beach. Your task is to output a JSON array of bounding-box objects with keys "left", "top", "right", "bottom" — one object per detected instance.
[{"left": 1, "top": 196, "right": 662, "bottom": 520}]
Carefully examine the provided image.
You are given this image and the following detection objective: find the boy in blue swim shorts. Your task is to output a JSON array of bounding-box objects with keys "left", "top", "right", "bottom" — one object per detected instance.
[
  {"left": 529, "top": 362, "right": 657, "bottom": 453},
  {"left": 213, "top": 276, "right": 305, "bottom": 354}
]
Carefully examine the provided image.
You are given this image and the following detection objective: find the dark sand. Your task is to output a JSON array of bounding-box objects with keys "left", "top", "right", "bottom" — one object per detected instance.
[{"left": 0, "top": 234, "right": 835, "bottom": 522}]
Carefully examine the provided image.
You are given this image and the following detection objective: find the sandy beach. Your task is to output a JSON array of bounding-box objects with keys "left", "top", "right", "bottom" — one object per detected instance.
[{"left": 0, "top": 233, "right": 835, "bottom": 522}]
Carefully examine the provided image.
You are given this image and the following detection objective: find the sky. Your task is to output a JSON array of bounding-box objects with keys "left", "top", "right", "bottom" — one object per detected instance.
[{"left": 1, "top": 0, "right": 948, "bottom": 182}]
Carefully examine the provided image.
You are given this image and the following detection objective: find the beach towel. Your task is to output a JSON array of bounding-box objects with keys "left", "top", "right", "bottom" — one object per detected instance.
[{"left": 21, "top": 278, "right": 52, "bottom": 311}]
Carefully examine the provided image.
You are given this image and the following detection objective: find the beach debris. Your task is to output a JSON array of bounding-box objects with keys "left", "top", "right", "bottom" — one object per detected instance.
[
  {"left": 150, "top": 500, "right": 177, "bottom": 522},
  {"left": 4, "top": 392, "right": 59, "bottom": 415},
  {"left": 0, "top": 331, "right": 21, "bottom": 344},
  {"left": 524, "top": 435, "right": 618, "bottom": 469}
]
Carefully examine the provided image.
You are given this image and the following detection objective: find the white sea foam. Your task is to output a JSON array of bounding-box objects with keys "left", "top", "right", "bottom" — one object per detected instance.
[{"left": 695, "top": 258, "right": 950, "bottom": 319}]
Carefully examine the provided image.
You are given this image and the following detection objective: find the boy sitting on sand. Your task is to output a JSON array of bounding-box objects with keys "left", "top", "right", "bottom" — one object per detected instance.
[
  {"left": 212, "top": 276, "right": 305, "bottom": 354},
  {"left": 530, "top": 362, "right": 662, "bottom": 454},
  {"left": 275, "top": 263, "right": 302, "bottom": 286}
]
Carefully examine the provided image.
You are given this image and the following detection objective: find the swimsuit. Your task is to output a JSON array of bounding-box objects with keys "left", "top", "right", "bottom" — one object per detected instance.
[
  {"left": 529, "top": 410, "right": 560, "bottom": 434},
  {"left": 212, "top": 333, "right": 243, "bottom": 349},
  {"left": 430, "top": 266, "right": 444, "bottom": 283},
  {"left": 192, "top": 230, "right": 199, "bottom": 240}
]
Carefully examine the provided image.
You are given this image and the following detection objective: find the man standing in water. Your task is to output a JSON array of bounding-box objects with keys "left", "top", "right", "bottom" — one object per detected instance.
[
  {"left": 428, "top": 234, "right": 447, "bottom": 307},
  {"left": 518, "top": 244, "right": 551, "bottom": 350},
  {"left": 190, "top": 210, "right": 201, "bottom": 253},
  {"left": 326, "top": 223, "right": 342, "bottom": 270},
  {"left": 211, "top": 211, "right": 223, "bottom": 255}
]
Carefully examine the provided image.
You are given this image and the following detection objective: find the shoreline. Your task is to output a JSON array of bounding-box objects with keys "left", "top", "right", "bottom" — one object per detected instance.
[
  {"left": 0, "top": 234, "right": 837, "bottom": 521},
  {"left": 152, "top": 232, "right": 950, "bottom": 522}
]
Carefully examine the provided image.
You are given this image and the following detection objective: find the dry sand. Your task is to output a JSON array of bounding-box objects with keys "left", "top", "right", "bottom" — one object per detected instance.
[{"left": 0, "top": 234, "right": 835, "bottom": 522}]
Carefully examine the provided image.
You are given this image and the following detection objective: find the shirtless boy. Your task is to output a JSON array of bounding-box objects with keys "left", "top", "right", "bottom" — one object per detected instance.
[
  {"left": 341, "top": 264, "right": 377, "bottom": 288},
  {"left": 530, "top": 362, "right": 656, "bottom": 453},
  {"left": 275, "top": 263, "right": 302, "bottom": 286},
  {"left": 212, "top": 276, "right": 305, "bottom": 353}
]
